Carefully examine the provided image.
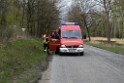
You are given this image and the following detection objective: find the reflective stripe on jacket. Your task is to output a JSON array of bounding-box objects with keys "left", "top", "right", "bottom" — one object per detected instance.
[{"left": 42, "top": 34, "right": 49, "bottom": 44}]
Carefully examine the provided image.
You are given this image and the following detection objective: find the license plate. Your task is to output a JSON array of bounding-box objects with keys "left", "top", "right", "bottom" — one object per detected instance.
[{"left": 69, "top": 49, "right": 76, "bottom": 52}]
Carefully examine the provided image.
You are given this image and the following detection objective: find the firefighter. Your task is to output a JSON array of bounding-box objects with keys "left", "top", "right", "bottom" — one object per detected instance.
[{"left": 42, "top": 34, "right": 49, "bottom": 52}]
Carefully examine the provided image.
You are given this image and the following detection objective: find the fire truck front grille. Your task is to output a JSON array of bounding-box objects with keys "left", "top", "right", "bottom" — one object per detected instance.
[{"left": 66, "top": 45, "right": 78, "bottom": 48}]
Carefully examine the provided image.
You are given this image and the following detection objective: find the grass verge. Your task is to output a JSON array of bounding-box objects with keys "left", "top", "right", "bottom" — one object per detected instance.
[
  {"left": 85, "top": 39, "right": 124, "bottom": 55},
  {"left": 0, "top": 39, "right": 47, "bottom": 83}
]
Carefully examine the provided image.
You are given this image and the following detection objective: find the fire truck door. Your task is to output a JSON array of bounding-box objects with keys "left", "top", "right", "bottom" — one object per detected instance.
[{"left": 49, "top": 31, "right": 60, "bottom": 51}]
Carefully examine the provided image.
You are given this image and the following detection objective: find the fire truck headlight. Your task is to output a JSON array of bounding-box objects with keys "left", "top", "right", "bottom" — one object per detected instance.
[
  {"left": 79, "top": 45, "right": 83, "bottom": 48},
  {"left": 61, "top": 45, "right": 66, "bottom": 48}
]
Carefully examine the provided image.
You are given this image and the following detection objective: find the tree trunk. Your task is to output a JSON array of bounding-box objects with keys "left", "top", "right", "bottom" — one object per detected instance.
[
  {"left": 105, "top": 10, "right": 111, "bottom": 42},
  {"left": 83, "top": 17, "right": 91, "bottom": 41}
]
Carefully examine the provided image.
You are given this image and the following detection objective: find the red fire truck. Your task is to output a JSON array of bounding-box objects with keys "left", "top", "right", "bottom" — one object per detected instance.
[{"left": 48, "top": 22, "right": 85, "bottom": 55}]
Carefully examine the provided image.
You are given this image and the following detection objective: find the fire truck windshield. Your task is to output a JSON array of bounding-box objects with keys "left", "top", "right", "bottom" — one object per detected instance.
[{"left": 61, "top": 30, "right": 81, "bottom": 38}]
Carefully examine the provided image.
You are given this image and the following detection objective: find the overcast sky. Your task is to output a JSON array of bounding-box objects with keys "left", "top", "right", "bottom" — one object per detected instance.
[
  {"left": 59, "top": 0, "right": 73, "bottom": 19},
  {"left": 59, "top": 0, "right": 102, "bottom": 20}
]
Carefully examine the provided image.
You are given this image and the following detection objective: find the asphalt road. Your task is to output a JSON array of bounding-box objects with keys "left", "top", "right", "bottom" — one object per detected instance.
[{"left": 39, "top": 45, "right": 124, "bottom": 83}]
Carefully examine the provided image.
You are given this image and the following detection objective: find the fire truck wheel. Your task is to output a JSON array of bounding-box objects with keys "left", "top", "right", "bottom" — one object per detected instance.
[
  {"left": 80, "top": 52, "right": 84, "bottom": 56},
  {"left": 59, "top": 52, "right": 63, "bottom": 56},
  {"left": 58, "top": 48, "right": 63, "bottom": 56},
  {"left": 55, "top": 47, "right": 59, "bottom": 54}
]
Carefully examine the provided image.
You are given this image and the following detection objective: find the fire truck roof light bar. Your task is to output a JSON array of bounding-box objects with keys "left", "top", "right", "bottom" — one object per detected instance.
[{"left": 61, "top": 22, "right": 79, "bottom": 25}]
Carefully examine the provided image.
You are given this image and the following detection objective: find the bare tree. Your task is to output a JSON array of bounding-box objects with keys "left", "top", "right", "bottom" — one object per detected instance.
[
  {"left": 18, "top": 0, "right": 60, "bottom": 37},
  {"left": 67, "top": 0, "right": 124, "bottom": 40},
  {"left": 71, "top": 0, "right": 96, "bottom": 41},
  {"left": 94, "top": 0, "right": 114, "bottom": 42}
]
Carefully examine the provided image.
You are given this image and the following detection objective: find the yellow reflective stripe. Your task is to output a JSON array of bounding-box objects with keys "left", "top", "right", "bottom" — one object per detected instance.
[{"left": 43, "top": 35, "right": 46, "bottom": 43}]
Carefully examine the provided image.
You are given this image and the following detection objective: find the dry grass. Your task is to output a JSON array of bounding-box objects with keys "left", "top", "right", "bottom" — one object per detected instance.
[
  {"left": 90, "top": 37, "right": 124, "bottom": 45},
  {"left": 85, "top": 37, "right": 124, "bottom": 55}
]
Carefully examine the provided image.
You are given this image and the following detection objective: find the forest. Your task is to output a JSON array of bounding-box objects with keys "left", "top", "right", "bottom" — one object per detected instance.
[
  {"left": 67, "top": 0, "right": 124, "bottom": 42},
  {"left": 0, "top": 0, "right": 124, "bottom": 42},
  {"left": 0, "top": 0, "right": 60, "bottom": 42}
]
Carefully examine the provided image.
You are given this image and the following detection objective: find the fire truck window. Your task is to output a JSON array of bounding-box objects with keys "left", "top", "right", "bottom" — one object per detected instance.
[
  {"left": 51, "top": 32, "right": 59, "bottom": 39},
  {"left": 62, "top": 30, "right": 81, "bottom": 38},
  {"left": 51, "top": 32, "right": 55, "bottom": 38}
]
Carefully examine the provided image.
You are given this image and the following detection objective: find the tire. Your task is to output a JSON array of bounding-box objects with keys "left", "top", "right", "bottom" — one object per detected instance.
[
  {"left": 55, "top": 46, "right": 60, "bottom": 55},
  {"left": 80, "top": 52, "right": 84, "bottom": 56},
  {"left": 59, "top": 52, "right": 63, "bottom": 56},
  {"left": 59, "top": 48, "right": 63, "bottom": 56}
]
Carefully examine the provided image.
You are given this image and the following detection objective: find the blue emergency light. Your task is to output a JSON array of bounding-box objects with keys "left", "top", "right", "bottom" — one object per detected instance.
[
  {"left": 61, "top": 22, "right": 79, "bottom": 25},
  {"left": 75, "top": 22, "right": 79, "bottom": 25},
  {"left": 61, "top": 22, "right": 66, "bottom": 25}
]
